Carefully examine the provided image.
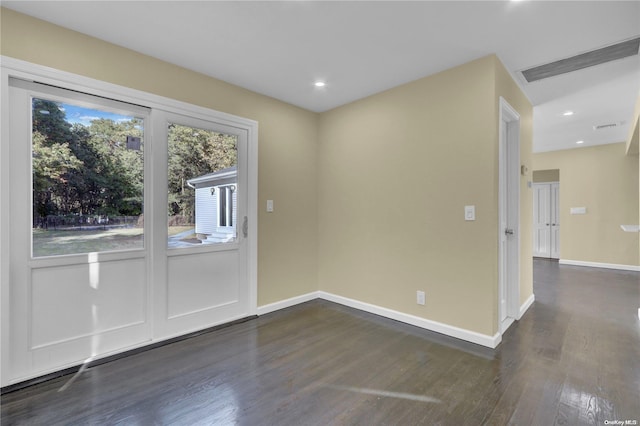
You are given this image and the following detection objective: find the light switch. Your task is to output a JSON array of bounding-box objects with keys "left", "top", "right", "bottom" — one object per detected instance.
[
  {"left": 465, "top": 205, "right": 475, "bottom": 221},
  {"left": 266, "top": 199, "right": 274, "bottom": 212},
  {"left": 570, "top": 207, "right": 586, "bottom": 215}
]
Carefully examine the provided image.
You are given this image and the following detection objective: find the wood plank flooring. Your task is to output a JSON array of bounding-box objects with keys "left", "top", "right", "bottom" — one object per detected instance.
[{"left": 2, "top": 259, "right": 639, "bottom": 425}]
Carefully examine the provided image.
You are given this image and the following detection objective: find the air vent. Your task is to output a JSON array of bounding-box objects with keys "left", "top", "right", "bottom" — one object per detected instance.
[
  {"left": 593, "top": 121, "right": 624, "bottom": 131},
  {"left": 521, "top": 37, "right": 640, "bottom": 83}
]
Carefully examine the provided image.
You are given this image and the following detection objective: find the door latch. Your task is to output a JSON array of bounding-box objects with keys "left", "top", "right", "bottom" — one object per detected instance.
[
  {"left": 505, "top": 228, "right": 514, "bottom": 235},
  {"left": 242, "top": 216, "right": 248, "bottom": 238}
]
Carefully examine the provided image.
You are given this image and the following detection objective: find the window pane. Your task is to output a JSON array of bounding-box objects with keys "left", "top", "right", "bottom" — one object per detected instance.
[
  {"left": 32, "top": 98, "right": 144, "bottom": 257},
  {"left": 167, "top": 123, "right": 238, "bottom": 248}
]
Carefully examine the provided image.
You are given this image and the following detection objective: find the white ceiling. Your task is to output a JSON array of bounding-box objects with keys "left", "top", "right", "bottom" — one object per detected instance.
[{"left": 3, "top": 1, "right": 640, "bottom": 152}]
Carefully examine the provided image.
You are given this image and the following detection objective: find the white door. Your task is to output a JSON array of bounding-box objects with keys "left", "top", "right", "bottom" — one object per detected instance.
[
  {"left": 532, "top": 182, "right": 559, "bottom": 259},
  {"left": 7, "top": 80, "right": 152, "bottom": 382},
  {"left": 152, "top": 111, "right": 250, "bottom": 338},
  {"left": 533, "top": 183, "right": 551, "bottom": 257},
  {"left": 550, "top": 182, "right": 560, "bottom": 259},
  {"left": 498, "top": 98, "right": 520, "bottom": 333},
  {"left": 3, "top": 76, "right": 256, "bottom": 386}
]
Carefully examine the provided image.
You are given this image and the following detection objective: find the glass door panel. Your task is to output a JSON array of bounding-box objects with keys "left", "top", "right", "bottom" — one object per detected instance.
[
  {"left": 167, "top": 123, "right": 238, "bottom": 248},
  {"left": 31, "top": 97, "right": 145, "bottom": 257}
]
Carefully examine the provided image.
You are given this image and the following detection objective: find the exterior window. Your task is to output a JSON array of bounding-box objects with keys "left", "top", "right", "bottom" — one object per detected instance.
[
  {"left": 31, "top": 97, "right": 145, "bottom": 257},
  {"left": 219, "top": 185, "right": 235, "bottom": 227},
  {"left": 167, "top": 123, "right": 237, "bottom": 247}
]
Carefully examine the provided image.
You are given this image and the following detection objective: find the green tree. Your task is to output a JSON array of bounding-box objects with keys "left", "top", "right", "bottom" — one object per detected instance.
[
  {"left": 31, "top": 98, "right": 144, "bottom": 220},
  {"left": 167, "top": 124, "right": 237, "bottom": 220},
  {"left": 32, "top": 130, "right": 83, "bottom": 220}
]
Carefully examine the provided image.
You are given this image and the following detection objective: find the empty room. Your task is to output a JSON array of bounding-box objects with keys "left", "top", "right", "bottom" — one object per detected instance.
[{"left": 1, "top": 1, "right": 639, "bottom": 425}]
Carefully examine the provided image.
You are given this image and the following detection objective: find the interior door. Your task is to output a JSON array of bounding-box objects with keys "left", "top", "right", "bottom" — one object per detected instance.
[
  {"left": 533, "top": 182, "right": 559, "bottom": 259},
  {"left": 550, "top": 182, "right": 560, "bottom": 259},
  {"left": 498, "top": 98, "right": 520, "bottom": 333},
  {"left": 499, "top": 120, "right": 509, "bottom": 325},
  {"left": 533, "top": 183, "right": 551, "bottom": 257}
]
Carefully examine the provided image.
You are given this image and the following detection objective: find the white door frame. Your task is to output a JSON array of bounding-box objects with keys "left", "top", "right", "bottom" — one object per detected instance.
[
  {"left": 0, "top": 57, "right": 258, "bottom": 386},
  {"left": 498, "top": 97, "right": 521, "bottom": 334}
]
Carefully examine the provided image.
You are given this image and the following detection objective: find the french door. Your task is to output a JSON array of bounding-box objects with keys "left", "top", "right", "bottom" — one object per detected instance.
[
  {"left": 3, "top": 75, "right": 255, "bottom": 386},
  {"left": 533, "top": 182, "right": 559, "bottom": 259}
]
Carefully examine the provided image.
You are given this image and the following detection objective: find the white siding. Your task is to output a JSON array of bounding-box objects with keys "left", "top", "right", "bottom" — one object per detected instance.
[{"left": 194, "top": 187, "right": 217, "bottom": 235}]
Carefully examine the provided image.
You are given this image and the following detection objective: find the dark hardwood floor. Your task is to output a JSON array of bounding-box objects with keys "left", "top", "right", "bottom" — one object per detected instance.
[{"left": 2, "top": 259, "right": 639, "bottom": 425}]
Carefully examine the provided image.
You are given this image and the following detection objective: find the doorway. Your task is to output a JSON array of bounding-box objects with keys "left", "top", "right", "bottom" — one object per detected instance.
[{"left": 498, "top": 97, "right": 521, "bottom": 334}]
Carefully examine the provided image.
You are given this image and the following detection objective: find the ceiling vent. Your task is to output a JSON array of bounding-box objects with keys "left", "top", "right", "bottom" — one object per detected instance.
[
  {"left": 593, "top": 121, "right": 624, "bottom": 131},
  {"left": 521, "top": 37, "right": 640, "bottom": 83}
]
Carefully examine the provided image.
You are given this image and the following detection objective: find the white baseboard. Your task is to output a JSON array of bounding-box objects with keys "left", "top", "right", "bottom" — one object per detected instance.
[
  {"left": 257, "top": 291, "right": 504, "bottom": 348},
  {"left": 256, "top": 291, "right": 319, "bottom": 315},
  {"left": 318, "top": 291, "right": 501, "bottom": 349},
  {"left": 559, "top": 259, "right": 640, "bottom": 272},
  {"left": 519, "top": 294, "right": 535, "bottom": 319}
]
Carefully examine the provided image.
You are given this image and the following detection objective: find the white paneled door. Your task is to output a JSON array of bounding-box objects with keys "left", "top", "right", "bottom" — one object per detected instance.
[
  {"left": 3, "top": 70, "right": 257, "bottom": 386},
  {"left": 533, "top": 182, "right": 559, "bottom": 259}
]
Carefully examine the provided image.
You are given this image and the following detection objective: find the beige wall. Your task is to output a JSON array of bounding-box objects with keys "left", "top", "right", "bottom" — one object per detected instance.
[
  {"left": 2, "top": 9, "right": 535, "bottom": 338},
  {"left": 317, "top": 55, "right": 533, "bottom": 336},
  {"left": 533, "top": 169, "right": 560, "bottom": 183},
  {"left": 1, "top": 8, "right": 320, "bottom": 305},
  {"left": 533, "top": 143, "right": 639, "bottom": 266}
]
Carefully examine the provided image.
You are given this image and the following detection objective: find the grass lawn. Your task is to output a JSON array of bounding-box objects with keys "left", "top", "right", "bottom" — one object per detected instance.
[
  {"left": 168, "top": 226, "right": 195, "bottom": 236},
  {"left": 33, "top": 227, "right": 144, "bottom": 257},
  {"left": 33, "top": 225, "right": 198, "bottom": 257}
]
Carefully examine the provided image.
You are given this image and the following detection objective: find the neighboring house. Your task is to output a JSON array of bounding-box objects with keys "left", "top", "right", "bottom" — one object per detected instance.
[{"left": 187, "top": 166, "right": 237, "bottom": 243}]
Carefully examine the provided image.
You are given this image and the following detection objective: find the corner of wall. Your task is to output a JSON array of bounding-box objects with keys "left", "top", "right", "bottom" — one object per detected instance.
[
  {"left": 493, "top": 55, "right": 534, "bottom": 318},
  {"left": 626, "top": 95, "right": 640, "bottom": 155}
]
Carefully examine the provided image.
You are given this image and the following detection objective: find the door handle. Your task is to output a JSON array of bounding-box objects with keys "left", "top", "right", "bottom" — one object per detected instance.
[
  {"left": 505, "top": 228, "right": 514, "bottom": 235},
  {"left": 242, "top": 216, "right": 248, "bottom": 238}
]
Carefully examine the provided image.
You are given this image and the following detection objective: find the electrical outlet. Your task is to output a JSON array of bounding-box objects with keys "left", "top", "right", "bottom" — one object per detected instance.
[{"left": 417, "top": 291, "right": 425, "bottom": 306}]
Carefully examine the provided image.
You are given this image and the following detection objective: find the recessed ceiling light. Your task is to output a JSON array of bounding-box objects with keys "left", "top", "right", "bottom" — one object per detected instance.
[
  {"left": 563, "top": 111, "right": 574, "bottom": 116},
  {"left": 314, "top": 81, "right": 326, "bottom": 87},
  {"left": 576, "top": 140, "right": 584, "bottom": 144}
]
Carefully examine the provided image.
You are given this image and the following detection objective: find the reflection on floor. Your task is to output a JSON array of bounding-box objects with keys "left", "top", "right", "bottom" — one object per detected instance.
[{"left": 2, "top": 259, "right": 639, "bottom": 424}]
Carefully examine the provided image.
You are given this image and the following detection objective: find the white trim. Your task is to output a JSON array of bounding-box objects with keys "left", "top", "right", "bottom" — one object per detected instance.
[
  {"left": 256, "top": 291, "right": 502, "bottom": 348},
  {"left": 519, "top": 294, "right": 535, "bottom": 319},
  {"left": 498, "top": 97, "right": 521, "bottom": 333},
  {"left": 256, "top": 292, "right": 320, "bottom": 316},
  {"left": 1, "top": 57, "right": 254, "bottom": 131},
  {"left": 559, "top": 259, "right": 640, "bottom": 272},
  {"left": 500, "top": 316, "right": 515, "bottom": 334},
  {"left": 318, "top": 292, "right": 501, "bottom": 348},
  {"left": 0, "top": 64, "right": 10, "bottom": 387}
]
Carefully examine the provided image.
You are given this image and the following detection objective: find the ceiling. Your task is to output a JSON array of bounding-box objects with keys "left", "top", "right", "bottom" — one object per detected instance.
[{"left": 3, "top": 1, "right": 640, "bottom": 153}]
